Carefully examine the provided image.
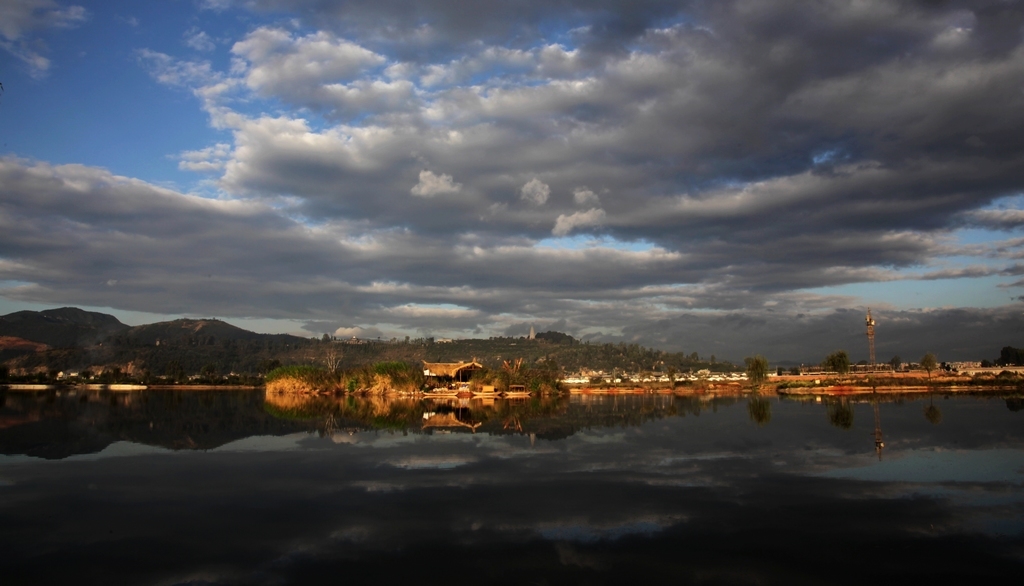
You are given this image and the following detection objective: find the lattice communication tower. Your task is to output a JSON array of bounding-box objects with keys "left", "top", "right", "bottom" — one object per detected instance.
[{"left": 865, "top": 309, "right": 876, "bottom": 367}]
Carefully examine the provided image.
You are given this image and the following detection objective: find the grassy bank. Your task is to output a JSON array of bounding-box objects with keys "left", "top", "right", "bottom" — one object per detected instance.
[
  {"left": 263, "top": 360, "right": 566, "bottom": 395},
  {"left": 265, "top": 365, "right": 342, "bottom": 394},
  {"left": 264, "top": 362, "right": 425, "bottom": 395}
]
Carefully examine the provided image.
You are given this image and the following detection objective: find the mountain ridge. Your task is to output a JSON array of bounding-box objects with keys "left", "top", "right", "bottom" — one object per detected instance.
[
  {"left": 0, "top": 307, "right": 128, "bottom": 348},
  {"left": 0, "top": 307, "right": 736, "bottom": 378},
  {"left": 119, "top": 318, "right": 269, "bottom": 345}
]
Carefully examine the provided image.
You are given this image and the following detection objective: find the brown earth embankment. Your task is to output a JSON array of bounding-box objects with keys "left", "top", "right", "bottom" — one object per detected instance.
[{"left": 772, "top": 371, "right": 1022, "bottom": 396}]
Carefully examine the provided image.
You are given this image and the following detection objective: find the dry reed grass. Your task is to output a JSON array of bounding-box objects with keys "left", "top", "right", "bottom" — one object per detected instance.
[{"left": 266, "top": 377, "right": 318, "bottom": 395}]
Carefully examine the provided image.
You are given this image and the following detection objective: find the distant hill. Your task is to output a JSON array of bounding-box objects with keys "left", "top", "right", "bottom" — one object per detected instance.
[
  {"left": 1, "top": 313, "right": 315, "bottom": 377},
  {"left": 535, "top": 330, "right": 575, "bottom": 344},
  {"left": 0, "top": 307, "right": 128, "bottom": 348},
  {"left": 87, "top": 318, "right": 312, "bottom": 377},
  {"left": 0, "top": 308, "right": 736, "bottom": 379},
  {"left": 118, "top": 318, "right": 266, "bottom": 346},
  {"left": 0, "top": 336, "right": 50, "bottom": 362}
]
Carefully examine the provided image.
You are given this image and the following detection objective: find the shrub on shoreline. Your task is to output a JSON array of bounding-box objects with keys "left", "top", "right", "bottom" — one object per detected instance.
[
  {"left": 266, "top": 362, "right": 425, "bottom": 394},
  {"left": 265, "top": 365, "right": 342, "bottom": 394}
]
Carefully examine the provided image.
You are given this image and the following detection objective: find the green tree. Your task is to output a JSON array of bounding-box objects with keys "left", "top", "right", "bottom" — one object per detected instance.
[
  {"left": 744, "top": 355, "right": 769, "bottom": 389},
  {"left": 997, "top": 346, "right": 1024, "bottom": 366},
  {"left": 165, "top": 361, "right": 185, "bottom": 383},
  {"left": 259, "top": 359, "right": 282, "bottom": 375},
  {"left": 824, "top": 350, "right": 850, "bottom": 374},
  {"left": 921, "top": 353, "right": 937, "bottom": 381},
  {"left": 100, "top": 367, "right": 122, "bottom": 383},
  {"left": 201, "top": 363, "right": 218, "bottom": 382},
  {"left": 889, "top": 355, "right": 902, "bottom": 371}
]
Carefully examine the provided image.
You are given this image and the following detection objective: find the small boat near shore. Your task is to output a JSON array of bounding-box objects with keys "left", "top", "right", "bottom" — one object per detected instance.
[
  {"left": 473, "top": 384, "right": 500, "bottom": 398},
  {"left": 424, "top": 388, "right": 460, "bottom": 397},
  {"left": 501, "top": 384, "right": 531, "bottom": 398}
]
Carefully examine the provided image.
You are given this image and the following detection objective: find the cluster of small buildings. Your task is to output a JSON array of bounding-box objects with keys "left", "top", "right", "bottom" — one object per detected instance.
[{"left": 561, "top": 370, "right": 749, "bottom": 385}]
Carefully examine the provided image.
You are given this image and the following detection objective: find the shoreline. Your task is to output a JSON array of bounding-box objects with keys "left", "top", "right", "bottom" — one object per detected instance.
[
  {"left": 1, "top": 383, "right": 263, "bottom": 391},
  {"left": 569, "top": 380, "right": 1022, "bottom": 397},
  {"left": 4, "top": 380, "right": 1021, "bottom": 397}
]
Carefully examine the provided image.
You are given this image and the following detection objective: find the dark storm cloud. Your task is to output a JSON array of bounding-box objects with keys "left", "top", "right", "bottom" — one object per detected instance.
[
  {"left": 3, "top": 156, "right": 1021, "bottom": 352},
  {"left": 204, "top": 0, "right": 1024, "bottom": 263},
  {"left": 4, "top": 0, "right": 1024, "bottom": 355},
  {"left": 0, "top": 158, "right": 703, "bottom": 331},
  {"left": 966, "top": 209, "right": 1024, "bottom": 231},
  {"left": 239, "top": 0, "right": 686, "bottom": 60}
]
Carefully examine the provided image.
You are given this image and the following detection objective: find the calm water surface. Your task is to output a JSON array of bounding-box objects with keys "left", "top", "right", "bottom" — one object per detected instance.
[{"left": 1, "top": 389, "right": 1022, "bottom": 584}]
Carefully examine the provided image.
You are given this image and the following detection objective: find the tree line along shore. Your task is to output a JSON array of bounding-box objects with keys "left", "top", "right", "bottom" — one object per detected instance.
[
  {"left": 257, "top": 353, "right": 1024, "bottom": 398},
  {"left": 3, "top": 308, "right": 1024, "bottom": 395},
  {"left": 5, "top": 342, "right": 1024, "bottom": 397},
  {"left": 1, "top": 308, "right": 743, "bottom": 386}
]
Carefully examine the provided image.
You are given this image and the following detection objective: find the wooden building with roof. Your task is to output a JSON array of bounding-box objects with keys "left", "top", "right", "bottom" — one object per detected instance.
[{"left": 423, "top": 361, "right": 483, "bottom": 383}]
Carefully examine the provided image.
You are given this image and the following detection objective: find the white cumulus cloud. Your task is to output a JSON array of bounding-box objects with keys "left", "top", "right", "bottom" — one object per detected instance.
[
  {"left": 184, "top": 27, "right": 216, "bottom": 52},
  {"left": 411, "top": 170, "right": 462, "bottom": 197},
  {"left": 0, "top": 0, "right": 85, "bottom": 40},
  {"left": 552, "top": 208, "right": 606, "bottom": 236},
  {"left": 334, "top": 325, "right": 384, "bottom": 339},
  {"left": 233, "top": 27, "right": 385, "bottom": 100},
  {"left": 0, "top": 0, "right": 86, "bottom": 78},
  {"left": 521, "top": 178, "right": 550, "bottom": 205},
  {"left": 573, "top": 188, "right": 599, "bottom": 205},
  {"left": 179, "top": 143, "right": 232, "bottom": 172},
  {"left": 137, "top": 49, "right": 220, "bottom": 87}
]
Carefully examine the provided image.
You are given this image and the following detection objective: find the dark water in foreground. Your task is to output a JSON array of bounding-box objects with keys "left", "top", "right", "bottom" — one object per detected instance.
[{"left": 1, "top": 389, "right": 1022, "bottom": 584}]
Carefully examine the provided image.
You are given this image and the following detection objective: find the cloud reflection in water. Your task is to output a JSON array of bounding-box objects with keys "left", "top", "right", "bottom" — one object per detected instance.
[{"left": 0, "top": 391, "right": 1021, "bottom": 584}]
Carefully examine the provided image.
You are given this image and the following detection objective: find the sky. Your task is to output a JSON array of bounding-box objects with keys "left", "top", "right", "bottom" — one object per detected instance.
[{"left": 1, "top": 0, "right": 1024, "bottom": 363}]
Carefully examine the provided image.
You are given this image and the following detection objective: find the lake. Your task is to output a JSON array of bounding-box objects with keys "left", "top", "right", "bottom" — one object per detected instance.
[{"left": 1, "top": 388, "right": 1022, "bottom": 584}]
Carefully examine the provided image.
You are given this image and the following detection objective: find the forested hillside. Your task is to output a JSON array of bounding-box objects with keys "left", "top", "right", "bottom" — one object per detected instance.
[
  {"left": 328, "top": 335, "right": 735, "bottom": 375},
  {"left": 0, "top": 307, "right": 128, "bottom": 347},
  {"left": 0, "top": 308, "right": 736, "bottom": 380},
  {"left": 4, "top": 318, "right": 315, "bottom": 379}
]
